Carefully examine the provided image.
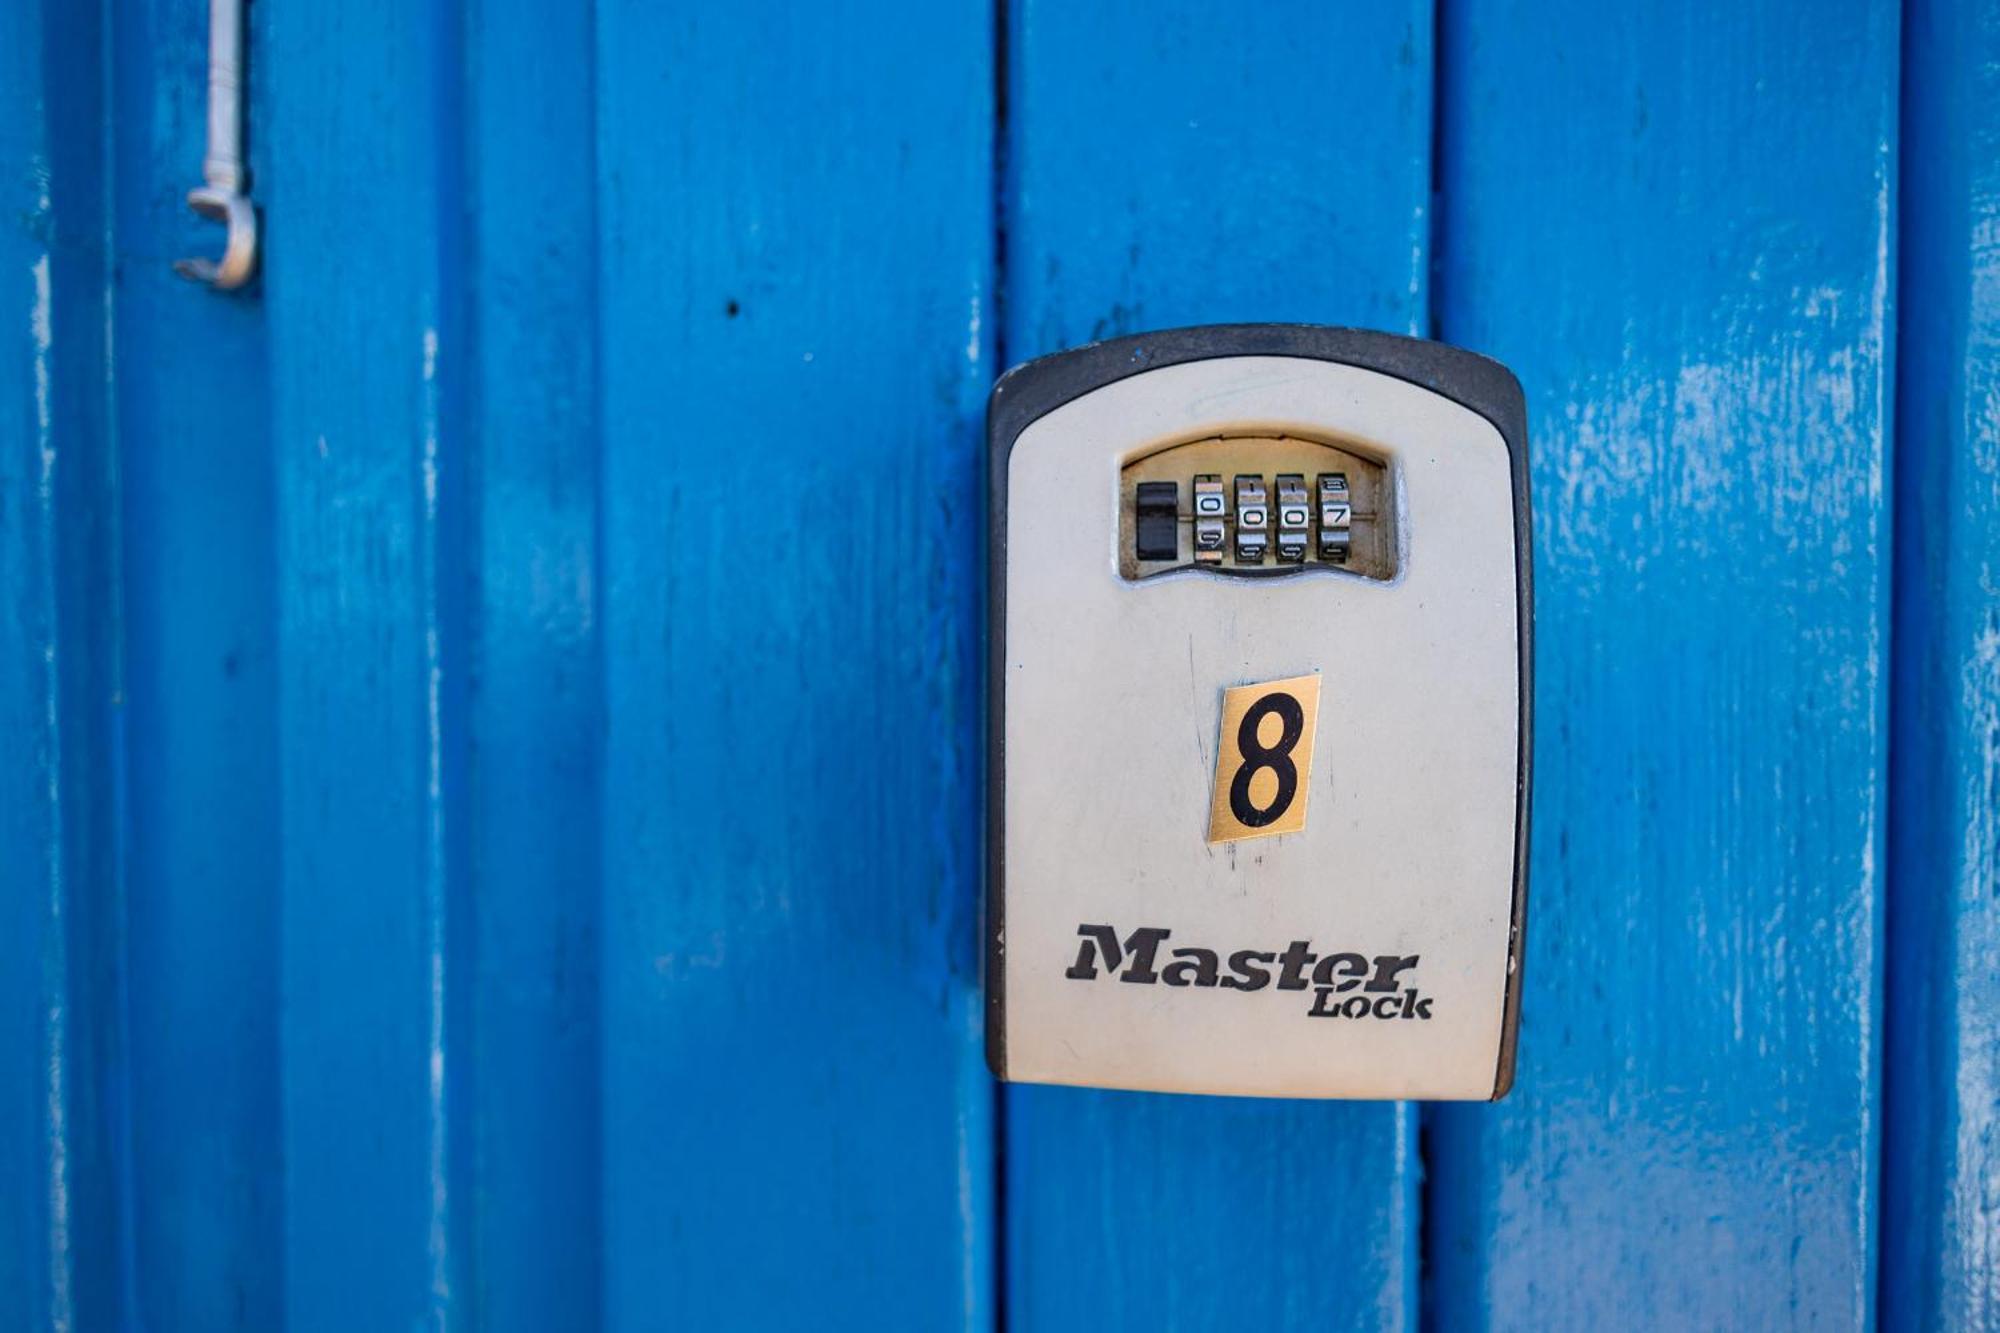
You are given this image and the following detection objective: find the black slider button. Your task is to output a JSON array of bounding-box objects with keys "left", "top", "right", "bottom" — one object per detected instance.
[{"left": 1135, "top": 481, "right": 1179, "bottom": 561}]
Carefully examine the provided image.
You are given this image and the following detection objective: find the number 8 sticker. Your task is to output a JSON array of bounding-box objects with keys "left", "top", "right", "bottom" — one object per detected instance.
[{"left": 1207, "top": 673, "right": 1321, "bottom": 844}]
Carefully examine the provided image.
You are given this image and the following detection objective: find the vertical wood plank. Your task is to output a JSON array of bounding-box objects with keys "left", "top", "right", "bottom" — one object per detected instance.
[
  {"left": 0, "top": 0, "right": 124, "bottom": 1327},
  {"left": 109, "top": 0, "right": 283, "bottom": 1325},
  {"left": 0, "top": 4, "right": 69, "bottom": 1322},
  {"left": 593, "top": 3, "right": 994, "bottom": 1327},
  {"left": 261, "top": 0, "right": 472, "bottom": 1325},
  {"left": 463, "top": 0, "right": 603, "bottom": 1327},
  {"left": 1427, "top": 1, "right": 1896, "bottom": 1325},
  {"left": 1002, "top": 3, "right": 1431, "bottom": 1327},
  {"left": 1882, "top": 0, "right": 2000, "bottom": 1325}
]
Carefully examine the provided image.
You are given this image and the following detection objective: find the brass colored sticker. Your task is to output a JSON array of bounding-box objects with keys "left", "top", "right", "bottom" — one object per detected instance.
[{"left": 1207, "top": 673, "right": 1321, "bottom": 844}]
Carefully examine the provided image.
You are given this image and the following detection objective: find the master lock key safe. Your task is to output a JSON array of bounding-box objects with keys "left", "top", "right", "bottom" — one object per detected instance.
[{"left": 985, "top": 325, "right": 1532, "bottom": 1101}]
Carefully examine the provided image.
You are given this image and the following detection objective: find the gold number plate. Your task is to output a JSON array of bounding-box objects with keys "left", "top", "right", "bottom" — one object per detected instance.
[{"left": 1207, "top": 673, "right": 1321, "bottom": 844}]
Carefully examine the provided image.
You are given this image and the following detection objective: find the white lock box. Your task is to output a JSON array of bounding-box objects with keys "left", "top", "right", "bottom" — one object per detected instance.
[{"left": 985, "top": 325, "right": 1531, "bottom": 1100}]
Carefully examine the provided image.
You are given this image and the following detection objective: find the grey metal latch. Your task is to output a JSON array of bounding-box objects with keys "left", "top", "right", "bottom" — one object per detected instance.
[{"left": 175, "top": 0, "right": 257, "bottom": 290}]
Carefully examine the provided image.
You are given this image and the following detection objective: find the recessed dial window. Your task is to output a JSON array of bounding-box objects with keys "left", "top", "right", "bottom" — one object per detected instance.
[{"left": 1117, "top": 434, "right": 1393, "bottom": 581}]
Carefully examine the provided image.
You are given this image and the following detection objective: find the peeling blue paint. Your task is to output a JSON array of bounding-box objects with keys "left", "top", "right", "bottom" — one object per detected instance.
[{"left": 2, "top": 0, "right": 1995, "bottom": 1328}]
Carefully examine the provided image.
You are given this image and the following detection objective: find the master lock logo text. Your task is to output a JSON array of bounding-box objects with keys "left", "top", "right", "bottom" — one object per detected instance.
[{"left": 1064, "top": 924, "right": 1434, "bottom": 1020}]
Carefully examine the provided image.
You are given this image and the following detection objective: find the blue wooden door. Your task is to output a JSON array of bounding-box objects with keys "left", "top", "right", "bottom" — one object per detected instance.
[{"left": 2, "top": 0, "right": 1995, "bottom": 1328}]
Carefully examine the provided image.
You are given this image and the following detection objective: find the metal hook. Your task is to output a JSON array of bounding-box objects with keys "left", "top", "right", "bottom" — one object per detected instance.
[{"left": 176, "top": 0, "right": 258, "bottom": 290}]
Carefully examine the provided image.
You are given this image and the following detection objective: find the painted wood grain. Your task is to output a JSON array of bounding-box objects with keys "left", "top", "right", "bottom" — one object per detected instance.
[
  {"left": 1426, "top": 0, "right": 1896, "bottom": 1325},
  {"left": 10, "top": 2, "right": 2000, "bottom": 1329},
  {"left": 109, "top": 0, "right": 283, "bottom": 1325},
  {"left": 1002, "top": 3, "right": 1432, "bottom": 1327},
  {"left": 1882, "top": 0, "right": 2000, "bottom": 1325},
  {"left": 0, "top": 0, "right": 124, "bottom": 1327},
  {"left": 461, "top": 1, "right": 605, "bottom": 1330},
  {"left": 592, "top": 3, "right": 994, "bottom": 1327},
  {"left": 261, "top": 0, "right": 474, "bottom": 1325}
]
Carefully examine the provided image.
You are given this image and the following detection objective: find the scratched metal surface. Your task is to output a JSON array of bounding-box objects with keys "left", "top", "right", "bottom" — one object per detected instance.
[
  {"left": 2, "top": 0, "right": 1996, "bottom": 1327},
  {"left": 1883, "top": 0, "right": 2000, "bottom": 1328}
]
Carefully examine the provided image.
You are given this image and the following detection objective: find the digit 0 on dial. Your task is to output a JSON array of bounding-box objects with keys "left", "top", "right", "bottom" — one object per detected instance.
[
  {"left": 1207, "top": 673, "right": 1321, "bottom": 843},
  {"left": 1117, "top": 433, "right": 1394, "bottom": 581}
]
